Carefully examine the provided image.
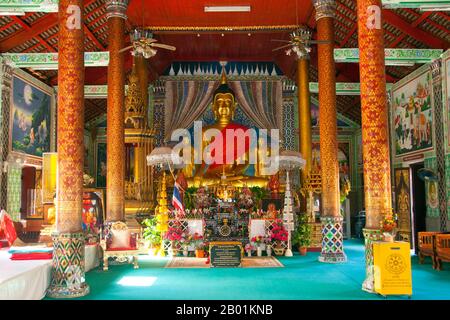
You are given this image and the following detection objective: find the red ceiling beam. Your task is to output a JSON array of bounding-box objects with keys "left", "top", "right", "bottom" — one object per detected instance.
[
  {"left": 0, "top": 14, "right": 57, "bottom": 52},
  {"left": 382, "top": 10, "right": 449, "bottom": 49},
  {"left": 389, "top": 11, "right": 432, "bottom": 47},
  {"left": 339, "top": 24, "right": 357, "bottom": 48},
  {"left": 0, "top": 20, "right": 17, "bottom": 33},
  {"left": 10, "top": 16, "right": 56, "bottom": 52},
  {"left": 85, "top": 3, "right": 105, "bottom": 21},
  {"left": 23, "top": 42, "right": 43, "bottom": 53},
  {"left": 84, "top": 25, "right": 105, "bottom": 50},
  {"left": 87, "top": 11, "right": 107, "bottom": 28},
  {"left": 403, "top": 9, "right": 450, "bottom": 35}
]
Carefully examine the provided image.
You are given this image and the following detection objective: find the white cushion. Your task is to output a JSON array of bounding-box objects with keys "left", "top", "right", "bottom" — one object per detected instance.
[{"left": 110, "top": 228, "right": 130, "bottom": 249}]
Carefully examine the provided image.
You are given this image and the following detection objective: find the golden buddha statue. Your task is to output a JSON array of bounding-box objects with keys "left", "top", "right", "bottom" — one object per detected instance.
[{"left": 184, "top": 70, "right": 271, "bottom": 188}]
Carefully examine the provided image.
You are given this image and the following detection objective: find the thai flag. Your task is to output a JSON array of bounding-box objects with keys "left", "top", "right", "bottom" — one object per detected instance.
[{"left": 172, "top": 182, "right": 185, "bottom": 217}]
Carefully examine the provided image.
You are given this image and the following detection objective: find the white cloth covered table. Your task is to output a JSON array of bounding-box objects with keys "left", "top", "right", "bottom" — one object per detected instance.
[
  {"left": 85, "top": 244, "right": 100, "bottom": 272},
  {"left": 0, "top": 248, "right": 51, "bottom": 300}
]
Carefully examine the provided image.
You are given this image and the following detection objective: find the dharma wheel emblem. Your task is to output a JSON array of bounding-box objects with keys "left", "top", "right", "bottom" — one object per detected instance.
[
  {"left": 219, "top": 218, "right": 232, "bottom": 237},
  {"left": 385, "top": 254, "right": 406, "bottom": 274}
]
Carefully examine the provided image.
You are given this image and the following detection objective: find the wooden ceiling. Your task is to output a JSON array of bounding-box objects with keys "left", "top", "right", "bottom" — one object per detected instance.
[{"left": 0, "top": 0, "right": 449, "bottom": 124}]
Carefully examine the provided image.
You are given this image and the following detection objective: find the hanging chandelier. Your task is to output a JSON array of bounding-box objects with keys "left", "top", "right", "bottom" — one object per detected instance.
[
  {"left": 119, "top": 28, "right": 176, "bottom": 59},
  {"left": 130, "top": 28, "right": 157, "bottom": 58}
]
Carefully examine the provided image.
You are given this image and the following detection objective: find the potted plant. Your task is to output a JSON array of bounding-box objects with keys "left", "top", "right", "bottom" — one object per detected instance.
[
  {"left": 184, "top": 187, "right": 198, "bottom": 210},
  {"left": 251, "top": 235, "right": 264, "bottom": 257},
  {"left": 292, "top": 214, "right": 311, "bottom": 256},
  {"left": 270, "top": 219, "right": 288, "bottom": 256},
  {"left": 142, "top": 217, "right": 162, "bottom": 256},
  {"left": 249, "top": 186, "right": 268, "bottom": 210}
]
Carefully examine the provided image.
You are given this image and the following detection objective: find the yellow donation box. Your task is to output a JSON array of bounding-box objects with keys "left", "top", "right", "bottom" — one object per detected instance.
[{"left": 373, "top": 241, "right": 412, "bottom": 297}]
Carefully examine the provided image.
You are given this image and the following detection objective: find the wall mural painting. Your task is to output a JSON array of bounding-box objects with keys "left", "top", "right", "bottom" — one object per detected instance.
[
  {"left": 96, "top": 142, "right": 107, "bottom": 188},
  {"left": 10, "top": 73, "right": 52, "bottom": 158},
  {"left": 392, "top": 71, "right": 433, "bottom": 157},
  {"left": 394, "top": 168, "right": 412, "bottom": 244}
]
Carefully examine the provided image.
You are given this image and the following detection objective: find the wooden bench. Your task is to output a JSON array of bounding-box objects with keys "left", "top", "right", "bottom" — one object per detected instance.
[
  {"left": 435, "top": 234, "right": 450, "bottom": 271},
  {"left": 418, "top": 232, "right": 440, "bottom": 269}
]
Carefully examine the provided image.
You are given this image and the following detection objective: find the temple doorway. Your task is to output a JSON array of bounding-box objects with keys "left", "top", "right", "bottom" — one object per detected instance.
[{"left": 410, "top": 162, "right": 426, "bottom": 254}]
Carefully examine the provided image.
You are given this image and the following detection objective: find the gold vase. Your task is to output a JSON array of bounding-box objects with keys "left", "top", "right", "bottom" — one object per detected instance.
[{"left": 274, "top": 241, "right": 285, "bottom": 256}]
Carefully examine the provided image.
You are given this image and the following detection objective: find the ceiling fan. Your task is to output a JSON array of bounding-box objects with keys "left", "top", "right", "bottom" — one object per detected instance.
[
  {"left": 118, "top": 28, "right": 176, "bottom": 59},
  {"left": 271, "top": 28, "right": 331, "bottom": 59},
  {"left": 271, "top": 1, "right": 330, "bottom": 59}
]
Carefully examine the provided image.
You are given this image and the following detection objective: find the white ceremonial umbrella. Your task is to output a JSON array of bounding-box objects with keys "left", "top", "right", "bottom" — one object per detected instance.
[{"left": 275, "top": 150, "right": 306, "bottom": 257}]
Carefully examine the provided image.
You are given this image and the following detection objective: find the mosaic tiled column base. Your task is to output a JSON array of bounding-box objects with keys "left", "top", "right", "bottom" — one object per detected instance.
[
  {"left": 46, "top": 232, "right": 89, "bottom": 299},
  {"left": 319, "top": 216, "right": 347, "bottom": 263},
  {"left": 362, "top": 228, "right": 383, "bottom": 293}
]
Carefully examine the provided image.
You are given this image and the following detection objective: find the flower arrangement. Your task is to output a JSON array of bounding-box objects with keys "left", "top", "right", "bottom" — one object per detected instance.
[
  {"left": 164, "top": 223, "right": 184, "bottom": 243},
  {"left": 270, "top": 219, "right": 288, "bottom": 242},
  {"left": 189, "top": 232, "right": 204, "bottom": 248},
  {"left": 195, "top": 187, "right": 212, "bottom": 208},
  {"left": 251, "top": 209, "right": 264, "bottom": 219},
  {"left": 244, "top": 243, "right": 254, "bottom": 252},
  {"left": 236, "top": 186, "right": 254, "bottom": 209},
  {"left": 251, "top": 235, "right": 264, "bottom": 247},
  {"left": 179, "top": 231, "right": 190, "bottom": 248},
  {"left": 263, "top": 236, "right": 272, "bottom": 246},
  {"left": 380, "top": 213, "right": 398, "bottom": 233}
]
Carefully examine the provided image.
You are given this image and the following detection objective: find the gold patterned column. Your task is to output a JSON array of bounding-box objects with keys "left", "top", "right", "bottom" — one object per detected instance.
[
  {"left": 106, "top": 0, "right": 128, "bottom": 222},
  {"left": 297, "top": 28, "right": 312, "bottom": 214},
  {"left": 47, "top": 0, "right": 89, "bottom": 298},
  {"left": 313, "top": 0, "right": 346, "bottom": 263},
  {"left": 357, "top": 0, "right": 393, "bottom": 292}
]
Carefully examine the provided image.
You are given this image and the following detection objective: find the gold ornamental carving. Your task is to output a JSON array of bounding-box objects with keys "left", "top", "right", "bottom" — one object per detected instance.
[
  {"left": 105, "top": 0, "right": 129, "bottom": 20},
  {"left": 125, "top": 63, "right": 145, "bottom": 128},
  {"left": 145, "top": 25, "right": 302, "bottom": 33},
  {"left": 313, "top": 0, "right": 336, "bottom": 21}
]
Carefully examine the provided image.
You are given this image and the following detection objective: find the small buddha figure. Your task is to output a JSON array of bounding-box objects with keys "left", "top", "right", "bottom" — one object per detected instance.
[
  {"left": 268, "top": 174, "right": 280, "bottom": 199},
  {"left": 185, "top": 70, "right": 271, "bottom": 188},
  {"left": 267, "top": 202, "right": 278, "bottom": 219}
]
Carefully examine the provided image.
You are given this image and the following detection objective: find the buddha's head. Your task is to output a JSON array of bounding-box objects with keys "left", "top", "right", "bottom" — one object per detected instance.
[{"left": 212, "top": 70, "right": 236, "bottom": 127}]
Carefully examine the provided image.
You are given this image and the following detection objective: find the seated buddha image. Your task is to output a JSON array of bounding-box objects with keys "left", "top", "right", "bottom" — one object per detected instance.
[{"left": 183, "top": 71, "right": 272, "bottom": 188}]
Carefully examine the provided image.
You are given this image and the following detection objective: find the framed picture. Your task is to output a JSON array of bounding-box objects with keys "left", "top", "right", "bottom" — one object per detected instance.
[
  {"left": 95, "top": 141, "right": 107, "bottom": 188},
  {"left": 391, "top": 67, "right": 433, "bottom": 157},
  {"left": 10, "top": 69, "right": 55, "bottom": 161}
]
